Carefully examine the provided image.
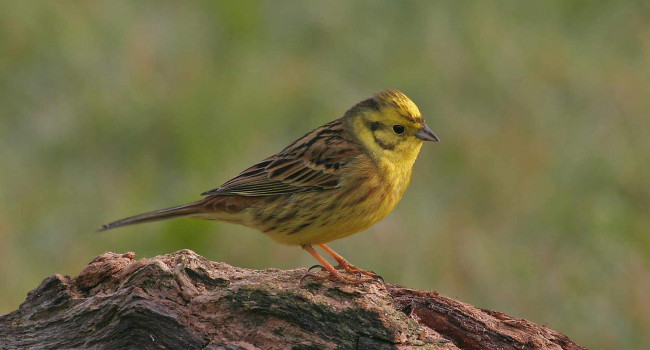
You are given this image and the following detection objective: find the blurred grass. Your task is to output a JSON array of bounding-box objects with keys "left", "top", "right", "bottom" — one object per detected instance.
[{"left": 1, "top": 1, "right": 649, "bottom": 349}]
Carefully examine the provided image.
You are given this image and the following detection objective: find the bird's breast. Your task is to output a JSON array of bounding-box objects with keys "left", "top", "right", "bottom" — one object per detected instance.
[{"left": 234, "top": 156, "right": 415, "bottom": 246}]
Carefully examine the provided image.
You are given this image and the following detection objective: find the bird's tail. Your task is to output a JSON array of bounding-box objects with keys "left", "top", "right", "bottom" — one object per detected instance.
[{"left": 99, "top": 202, "right": 203, "bottom": 232}]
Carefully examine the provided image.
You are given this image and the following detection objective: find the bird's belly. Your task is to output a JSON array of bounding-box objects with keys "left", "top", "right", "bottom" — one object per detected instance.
[{"left": 251, "top": 183, "right": 402, "bottom": 246}]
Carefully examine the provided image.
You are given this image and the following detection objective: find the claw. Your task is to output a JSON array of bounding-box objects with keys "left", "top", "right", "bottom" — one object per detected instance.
[
  {"left": 340, "top": 265, "right": 384, "bottom": 285},
  {"left": 307, "top": 264, "right": 325, "bottom": 272},
  {"left": 299, "top": 270, "right": 365, "bottom": 286},
  {"left": 299, "top": 272, "right": 320, "bottom": 287},
  {"left": 373, "top": 275, "right": 386, "bottom": 286},
  {"left": 364, "top": 270, "right": 385, "bottom": 285}
]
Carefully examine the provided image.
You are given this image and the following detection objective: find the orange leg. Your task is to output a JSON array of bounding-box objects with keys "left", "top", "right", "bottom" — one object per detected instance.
[
  {"left": 301, "top": 245, "right": 362, "bottom": 284},
  {"left": 318, "top": 244, "right": 381, "bottom": 279}
]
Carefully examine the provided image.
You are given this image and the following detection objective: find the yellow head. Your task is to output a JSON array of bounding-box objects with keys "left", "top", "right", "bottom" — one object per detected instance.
[{"left": 344, "top": 89, "right": 439, "bottom": 164}]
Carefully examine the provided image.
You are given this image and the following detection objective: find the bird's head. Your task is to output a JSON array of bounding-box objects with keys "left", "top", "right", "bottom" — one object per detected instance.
[{"left": 344, "top": 89, "right": 438, "bottom": 164}]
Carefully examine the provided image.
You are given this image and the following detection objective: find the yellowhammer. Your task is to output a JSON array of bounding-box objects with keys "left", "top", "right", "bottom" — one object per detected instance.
[{"left": 101, "top": 89, "right": 439, "bottom": 283}]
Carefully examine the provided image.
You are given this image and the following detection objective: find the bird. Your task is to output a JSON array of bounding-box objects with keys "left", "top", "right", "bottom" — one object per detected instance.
[{"left": 100, "top": 89, "right": 439, "bottom": 283}]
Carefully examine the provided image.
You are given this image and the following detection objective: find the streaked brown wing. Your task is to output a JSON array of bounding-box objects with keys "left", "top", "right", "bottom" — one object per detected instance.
[{"left": 201, "top": 120, "right": 362, "bottom": 197}]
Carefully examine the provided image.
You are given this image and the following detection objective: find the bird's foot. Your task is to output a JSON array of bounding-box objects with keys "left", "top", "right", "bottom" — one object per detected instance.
[
  {"left": 299, "top": 265, "right": 366, "bottom": 286},
  {"left": 299, "top": 264, "right": 384, "bottom": 287},
  {"left": 333, "top": 262, "right": 385, "bottom": 285}
]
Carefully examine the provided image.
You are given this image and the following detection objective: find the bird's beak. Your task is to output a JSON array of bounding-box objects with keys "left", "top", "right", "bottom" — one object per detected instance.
[{"left": 414, "top": 124, "right": 439, "bottom": 142}]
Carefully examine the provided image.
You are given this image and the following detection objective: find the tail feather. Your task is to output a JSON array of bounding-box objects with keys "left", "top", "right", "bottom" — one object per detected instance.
[{"left": 99, "top": 202, "right": 202, "bottom": 232}]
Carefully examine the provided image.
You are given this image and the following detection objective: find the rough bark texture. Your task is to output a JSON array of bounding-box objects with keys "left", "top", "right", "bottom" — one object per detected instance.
[{"left": 0, "top": 250, "right": 586, "bottom": 350}]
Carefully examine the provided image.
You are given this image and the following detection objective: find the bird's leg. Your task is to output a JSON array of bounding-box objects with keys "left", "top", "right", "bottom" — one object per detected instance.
[
  {"left": 301, "top": 245, "right": 362, "bottom": 284},
  {"left": 318, "top": 244, "right": 383, "bottom": 281}
]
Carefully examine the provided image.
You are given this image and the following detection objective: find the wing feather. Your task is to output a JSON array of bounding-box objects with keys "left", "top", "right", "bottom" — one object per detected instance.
[{"left": 201, "top": 120, "right": 362, "bottom": 197}]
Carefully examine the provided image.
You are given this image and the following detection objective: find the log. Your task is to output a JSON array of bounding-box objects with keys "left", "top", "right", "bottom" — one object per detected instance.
[{"left": 0, "top": 250, "right": 586, "bottom": 350}]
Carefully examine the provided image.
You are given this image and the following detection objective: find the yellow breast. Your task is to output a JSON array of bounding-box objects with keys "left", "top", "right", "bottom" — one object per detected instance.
[{"left": 259, "top": 154, "right": 414, "bottom": 246}]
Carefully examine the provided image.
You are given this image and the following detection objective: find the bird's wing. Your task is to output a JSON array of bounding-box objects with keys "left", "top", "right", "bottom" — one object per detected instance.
[{"left": 201, "top": 120, "right": 363, "bottom": 197}]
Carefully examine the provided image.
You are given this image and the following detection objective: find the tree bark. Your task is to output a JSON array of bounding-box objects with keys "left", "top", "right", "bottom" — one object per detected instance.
[{"left": 0, "top": 250, "right": 586, "bottom": 350}]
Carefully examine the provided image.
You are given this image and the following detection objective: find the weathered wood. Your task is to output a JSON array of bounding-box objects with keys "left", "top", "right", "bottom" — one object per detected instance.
[{"left": 0, "top": 250, "right": 586, "bottom": 350}]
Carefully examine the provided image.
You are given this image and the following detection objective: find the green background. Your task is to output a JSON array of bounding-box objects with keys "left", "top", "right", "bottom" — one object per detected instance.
[{"left": 1, "top": 2, "right": 648, "bottom": 349}]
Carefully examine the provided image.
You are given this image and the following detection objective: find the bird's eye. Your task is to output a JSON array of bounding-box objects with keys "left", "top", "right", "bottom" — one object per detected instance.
[{"left": 392, "top": 125, "right": 405, "bottom": 135}]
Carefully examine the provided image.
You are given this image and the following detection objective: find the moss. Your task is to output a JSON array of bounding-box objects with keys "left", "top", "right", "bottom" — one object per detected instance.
[
  {"left": 227, "top": 286, "right": 399, "bottom": 350},
  {"left": 184, "top": 266, "right": 230, "bottom": 290}
]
